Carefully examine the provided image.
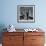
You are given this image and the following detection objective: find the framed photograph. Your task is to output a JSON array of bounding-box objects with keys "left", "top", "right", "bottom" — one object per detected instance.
[{"left": 17, "top": 5, "right": 35, "bottom": 23}]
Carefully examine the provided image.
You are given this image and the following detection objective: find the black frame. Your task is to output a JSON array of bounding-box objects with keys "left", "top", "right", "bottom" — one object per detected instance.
[{"left": 17, "top": 5, "right": 35, "bottom": 23}]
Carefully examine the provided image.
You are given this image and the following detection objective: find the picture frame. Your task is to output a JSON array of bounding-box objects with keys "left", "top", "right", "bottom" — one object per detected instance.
[{"left": 17, "top": 5, "right": 35, "bottom": 23}]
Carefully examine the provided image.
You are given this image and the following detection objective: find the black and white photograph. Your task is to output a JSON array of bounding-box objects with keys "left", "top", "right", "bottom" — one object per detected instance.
[{"left": 17, "top": 5, "right": 35, "bottom": 23}]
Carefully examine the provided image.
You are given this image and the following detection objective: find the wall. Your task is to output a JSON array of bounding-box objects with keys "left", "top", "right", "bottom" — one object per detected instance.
[{"left": 0, "top": 0, "right": 46, "bottom": 29}]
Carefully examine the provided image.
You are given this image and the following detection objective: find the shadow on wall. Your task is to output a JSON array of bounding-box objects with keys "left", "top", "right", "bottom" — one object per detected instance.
[{"left": 0, "top": 24, "right": 7, "bottom": 43}]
